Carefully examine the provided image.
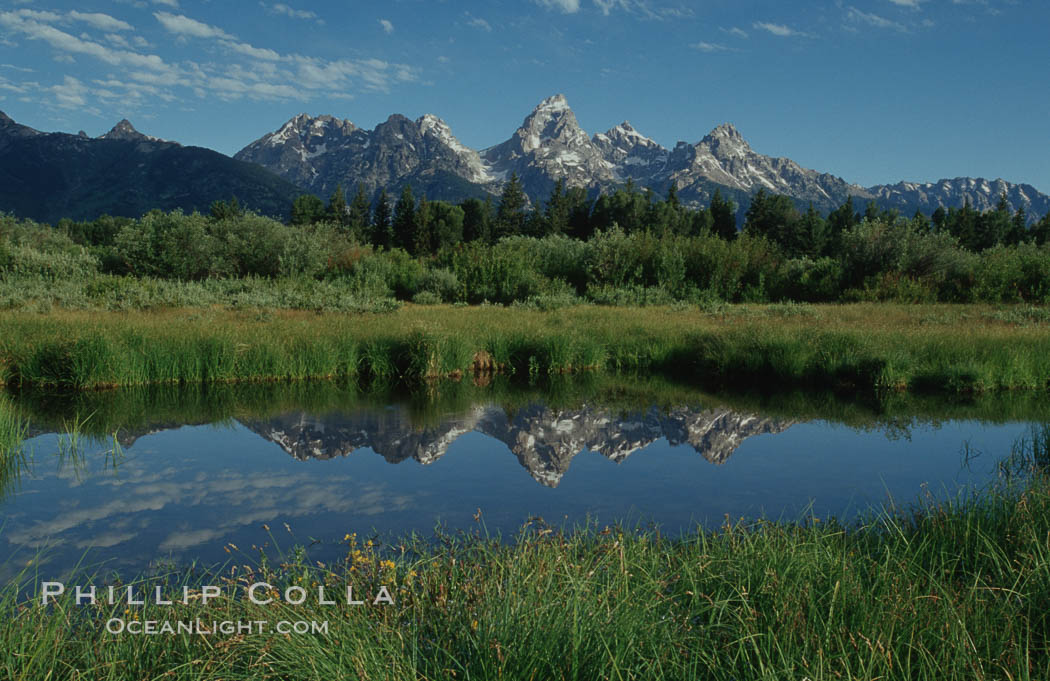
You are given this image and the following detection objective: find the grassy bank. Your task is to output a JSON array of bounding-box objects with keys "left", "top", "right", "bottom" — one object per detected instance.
[
  {"left": 2, "top": 458, "right": 1049, "bottom": 680},
  {"left": 2, "top": 304, "right": 1050, "bottom": 393}
]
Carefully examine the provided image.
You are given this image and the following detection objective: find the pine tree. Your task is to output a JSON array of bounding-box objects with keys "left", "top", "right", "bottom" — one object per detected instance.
[
  {"left": 209, "top": 196, "right": 242, "bottom": 220},
  {"left": 291, "top": 194, "right": 325, "bottom": 226},
  {"left": 392, "top": 184, "right": 417, "bottom": 251},
  {"left": 911, "top": 208, "right": 931, "bottom": 233},
  {"left": 795, "top": 203, "right": 827, "bottom": 258},
  {"left": 326, "top": 184, "right": 348, "bottom": 227},
  {"left": 666, "top": 181, "right": 680, "bottom": 210},
  {"left": 1032, "top": 211, "right": 1050, "bottom": 245},
  {"left": 1008, "top": 206, "right": 1028, "bottom": 245},
  {"left": 744, "top": 189, "right": 800, "bottom": 249},
  {"left": 414, "top": 193, "right": 432, "bottom": 254},
  {"left": 461, "top": 197, "right": 492, "bottom": 243},
  {"left": 495, "top": 172, "right": 527, "bottom": 239},
  {"left": 371, "top": 189, "right": 393, "bottom": 248},
  {"left": 709, "top": 188, "right": 737, "bottom": 240},
  {"left": 931, "top": 205, "right": 948, "bottom": 232},
  {"left": 565, "top": 186, "right": 593, "bottom": 240},
  {"left": 348, "top": 184, "right": 371, "bottom": 242},
  {"left": 428, "top": 201, "right": 465, "bottom": 251},
  {"left": 827, "top": 197, "right": 859, "bottom": 235},
  {"left": 544, "top": 178, "right": 570, "bottom": 236}
]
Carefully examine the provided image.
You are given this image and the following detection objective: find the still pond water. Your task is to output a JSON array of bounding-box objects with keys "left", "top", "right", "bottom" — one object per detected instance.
[{"left": 1, "top": 380, "right": 1046, "bottom": 579}]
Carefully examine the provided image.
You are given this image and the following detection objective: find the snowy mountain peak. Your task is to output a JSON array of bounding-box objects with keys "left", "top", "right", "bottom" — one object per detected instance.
[
  {"left": 515, "top": 94, "right": 589, "bottom": 152},
  {"left": 534, "top": 93, "right": 570, "bottom": 113},
  {"left": 708, "top": 122, "right": 743, "bottom": 140},
  {"left": 265, "top": 113, "right": 356, "bottom": 148},
  {"left": 604, "top": 120, "right": 659, "bottom": 147},
  {"left": 416, "top": 113, "right": 493, "bottom": 184},
  {"left": 417, "top": 113, "right": 450, "bottom": 136},
  {"left": 697, "top": 122, "right": 752, "bottom": 160},
  {"left": 592, "top": 120, "right": 668, "bottom": 177}
]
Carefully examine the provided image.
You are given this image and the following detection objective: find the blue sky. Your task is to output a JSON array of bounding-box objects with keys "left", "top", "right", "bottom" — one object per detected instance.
[{"left": 1, "top": 0, "right": 1046, "bottom": 192}]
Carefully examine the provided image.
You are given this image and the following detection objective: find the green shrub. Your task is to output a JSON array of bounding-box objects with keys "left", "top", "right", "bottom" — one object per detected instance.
[
  {"left": 418, "top": 267, "right": 460, "bottom": 302},
  {"left": 412, "top": 291, "right": 442, "bottom": 305},
  {"left": 974, "top": 243, "right": 1050, "bottom": 303}
]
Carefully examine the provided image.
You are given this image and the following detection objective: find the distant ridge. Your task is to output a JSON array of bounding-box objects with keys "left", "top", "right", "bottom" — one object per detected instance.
[{"left": 0, "top": 111, "right": 302, "bottom": 224}]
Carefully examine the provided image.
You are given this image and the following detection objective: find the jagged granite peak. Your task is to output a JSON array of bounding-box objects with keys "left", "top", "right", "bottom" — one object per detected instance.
[
  {"left": 236, "top": 110, "right": 492, "bottom": 197},
  {"left": 234, "top": 112, "right": 361, "bottom": 192},
  {"left": 592, "top": 120, "right": 669, "bottom": 178},
  {"left": 417, "top": 113, "right": 492, "bottom": 184},
  {"left": 481, "top": 93, "right": 618, "bottom": 197},
  {"left": 662, "top": 122, "right": 862, "bottom": 207},
  {"left": 241, "top": 404, "right": 794, "bottom": 488},
  {"left": 98, "top": 119, "right": 170, "bottom": 144}
]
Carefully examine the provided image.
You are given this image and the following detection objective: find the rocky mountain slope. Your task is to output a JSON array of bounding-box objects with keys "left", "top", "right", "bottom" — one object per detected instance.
[
  {"left": 234, "top": 111, "right": 493, "bottom": 202},
  {"left": 0, "top": 112, "right": 302, "bottom": 223}
]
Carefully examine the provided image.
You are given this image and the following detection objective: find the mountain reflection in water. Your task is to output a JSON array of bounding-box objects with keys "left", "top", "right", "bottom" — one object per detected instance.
[
  {"left": 2, "top": 379, "right": 1046, "bottom": 577},
  {"left": 242, "top": 404, "right": 792, "bottom": 487}
]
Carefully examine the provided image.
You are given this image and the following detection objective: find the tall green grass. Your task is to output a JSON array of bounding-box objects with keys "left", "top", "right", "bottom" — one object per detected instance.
[
  {"left": 3, "top": 304, "right": 1050, "bottom": 393},
  {"left": 0, "top": 395, "right": 29, "bottom": 502}
]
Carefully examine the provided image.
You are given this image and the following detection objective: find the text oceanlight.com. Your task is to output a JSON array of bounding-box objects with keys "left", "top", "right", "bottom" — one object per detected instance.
[{"left": 106, "top": 619, "right": 330, "bottom": 635}]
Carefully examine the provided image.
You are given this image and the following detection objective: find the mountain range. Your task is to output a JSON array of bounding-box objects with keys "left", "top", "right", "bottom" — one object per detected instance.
[
  {"left": 2, "top": 96, "right": 1048, "bottom": 224},
  {"left": 235, "top": 94, "right": 1050, "bottom": 221}
]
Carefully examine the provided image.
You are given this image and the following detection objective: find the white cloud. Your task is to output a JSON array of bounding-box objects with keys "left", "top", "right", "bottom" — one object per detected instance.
[
  {"left": 466, "top": 15, "right": 492, "bottom": 31},
  {"left": 152, "top": 0, "right": 180, "bottom": 7},
  {"left": 153, "top": 11, "right": 234, "bottom": 40},
  {"left": 846, "top": 7, "right": 906, "bottom": 31},
  {"left": 48, "top": 75, "right": 88, "bottom": 109},
  {"left": 228, "top": 41, "right": 282, "bottom": 61},
  {"left": 592, "top": 0, "right": 689, "bottom": 19},
  {"left": 0, "top": 11, "right": 172, "bottom": 72},
  {"left": 104, "top": 32, "right": 132, "bottom": 49},
  {"left": 692, "top": 41, "right": 730, "bottom": 52},
  {"left": 0, "top": 7, "right": 420, "bottom": 111},
  {"left": 69, "top": 11, "right": 133, "bottom": 32},
  {"left": 888, "top": 0, "right": 923, "bottom": 6},
  {"left": 379, "top": 18, "right": 393, "bottom": 34},
  {"left": 535, "top": 0, "right": 581, "bottom": 13},
  {"left": 11, "top": 9, "right": 62, "bottom": 23},
  {"left": 268, "top": 3, "right": 319, "bottom": 21},
  {"left": 721, "top": 26, "right": 748, "bottom": 39},
  {"left": 593, "top": 0, "right": 625, "bottom": 14},
  {"left": 752, "top": 21, "right": 811, "bottom": 37}
]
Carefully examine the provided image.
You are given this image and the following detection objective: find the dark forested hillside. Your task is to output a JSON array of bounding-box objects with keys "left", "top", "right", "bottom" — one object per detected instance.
[{"left": 0, "top": 112, "right": 302, "bottom": 223}]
